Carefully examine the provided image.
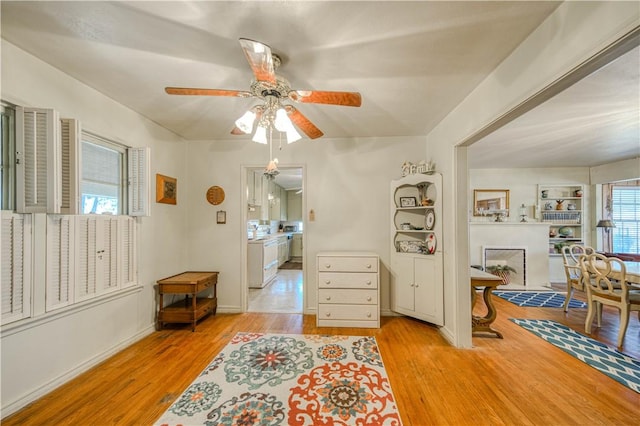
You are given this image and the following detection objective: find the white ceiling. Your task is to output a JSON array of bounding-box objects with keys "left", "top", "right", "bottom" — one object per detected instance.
[{"left": 1, "top": 1, "right": 638, "bottom": 173}]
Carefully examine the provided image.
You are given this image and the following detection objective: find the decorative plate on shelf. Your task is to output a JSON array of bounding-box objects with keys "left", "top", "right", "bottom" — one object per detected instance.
[
  {"left": 425, "top": 209, "right": 435, "bottom": 230},
  {"left": 426, "top": 233, "right": 437, "bottom": 254}
]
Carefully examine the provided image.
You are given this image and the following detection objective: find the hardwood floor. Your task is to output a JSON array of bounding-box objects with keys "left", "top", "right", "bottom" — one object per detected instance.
[{"left": 3, "top": 292, "right": 639, "bottom": 425}]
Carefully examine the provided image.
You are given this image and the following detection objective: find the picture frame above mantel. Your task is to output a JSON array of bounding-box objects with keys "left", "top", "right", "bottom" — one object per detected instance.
[{"left": 473, "top": 189, "right": 509, "bottom": 216}]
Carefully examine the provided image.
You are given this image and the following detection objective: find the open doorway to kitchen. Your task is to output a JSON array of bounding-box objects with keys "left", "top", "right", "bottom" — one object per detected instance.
[{"left": 245, "top": 165, "right": 305, "bottom": 313}]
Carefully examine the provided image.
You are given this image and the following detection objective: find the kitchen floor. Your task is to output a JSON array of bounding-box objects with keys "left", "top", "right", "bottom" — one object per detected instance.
[{"left": 248, "top": 269, "right": 303, "bottom": 313}]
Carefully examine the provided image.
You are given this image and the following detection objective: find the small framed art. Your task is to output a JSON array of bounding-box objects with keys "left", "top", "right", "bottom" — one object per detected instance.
[
  {"left": 156, "top": 174, "right": 177, "bottom": 205},
  {"left": 399, "top": 197, "right": 417, "bottom": 207}
]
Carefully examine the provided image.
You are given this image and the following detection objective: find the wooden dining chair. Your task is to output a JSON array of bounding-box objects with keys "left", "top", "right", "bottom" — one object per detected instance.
[
  {"left": 561, "top": 244, "right": 594, "bottom": 312},
  {"left": 580, "top": 253, "right": 640, "bottom": 350}
]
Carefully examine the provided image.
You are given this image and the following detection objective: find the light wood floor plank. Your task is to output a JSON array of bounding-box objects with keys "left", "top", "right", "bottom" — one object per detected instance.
[{"left": 3, "top": 294, "right": 639, "bottom": 425}]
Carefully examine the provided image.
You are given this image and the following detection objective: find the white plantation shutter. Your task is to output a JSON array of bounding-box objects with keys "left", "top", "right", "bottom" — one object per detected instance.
[
  {"left": 121, "top": 216, "right": 135, "bottom": 286},
  {"left": 102, "top": 217, "right": 118, "bottom": 292},
  {"left": 60, "top": 119, "right": 80, "bottom": 214},
  {"left": 15, "top": 107, "right": 61, "bottom": 213},
  {"left": 127, "top": 147, "right": 150, "bottom": 216},
  {"left": 46, "top": 215, "right": 74, "bottom": 311},
  {"left": 76, "top": 216, "right": 98, "bottom": 300},
  {"left": 1, "top": 212, "right": 32, "bottom": 324}
]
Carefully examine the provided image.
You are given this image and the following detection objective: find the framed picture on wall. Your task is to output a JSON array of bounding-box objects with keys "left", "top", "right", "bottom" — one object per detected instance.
[{"left": 156, "top": 174, "right": 177, "bottom": 204}]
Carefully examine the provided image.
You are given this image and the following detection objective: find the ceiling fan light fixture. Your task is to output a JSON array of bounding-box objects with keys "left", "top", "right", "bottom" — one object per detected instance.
[
  {"left": 286, "top": 125, "right": 302, "bottom": 144},
  {"left": 252, "top": 125, "right": 268, "bottom": 144},
  {"left": 235, "top": 110, "right": 256, "bottom": 134},
  {"left": 274, "top": 108, "right": 291, "bottom": 132}
]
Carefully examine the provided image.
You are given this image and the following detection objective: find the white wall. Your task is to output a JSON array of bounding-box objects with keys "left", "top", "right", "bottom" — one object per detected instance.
[
  {"left": 590, "top": 157, "right": 640, "bottom": 184},
  {"left": 1, "top": 41, "right": 189, "bottom": 415},
  {"left": 426, "top": 2, "right": 639, "bottom": 347},
  {"left": 469, "top": 167, "right": 591, "bottom": 224},
  {"left": 185, "top": 136, "right": 427, "bottom": 315}
]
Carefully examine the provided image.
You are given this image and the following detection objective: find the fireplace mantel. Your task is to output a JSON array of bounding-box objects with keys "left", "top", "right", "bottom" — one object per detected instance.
[{"left": 469, "top": 222, "right": 551, "bottom": 290}]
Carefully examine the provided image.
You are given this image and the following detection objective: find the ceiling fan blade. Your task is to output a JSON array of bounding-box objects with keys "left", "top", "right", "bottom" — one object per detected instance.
[
  {"left": 239, "top": 38, "right": 276, "bottom": 84},
  {"left": 289, "top": 90, "right": 362, "bottom": 107},
  {"left": 285, "top": 105, "right": 324, "bottom": 139},
  {"left": 165, "top": 87, "right": 251, "bottom": 97}
]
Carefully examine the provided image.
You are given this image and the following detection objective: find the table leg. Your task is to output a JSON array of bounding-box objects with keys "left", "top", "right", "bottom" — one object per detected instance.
[
  {"left": 191, "top": 294, "right": 197, "bottom": 332},
  {"left": 472, "top": 286, "right": 503, "bottom": 338}
]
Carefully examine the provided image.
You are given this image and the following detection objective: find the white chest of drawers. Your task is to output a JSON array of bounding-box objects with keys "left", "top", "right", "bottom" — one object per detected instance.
[{"left": 316, "top": 251, "right": 380, "bottom": 328}]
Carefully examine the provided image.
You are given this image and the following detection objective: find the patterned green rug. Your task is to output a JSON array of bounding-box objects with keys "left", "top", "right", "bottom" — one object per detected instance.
[
  {"left": 155, "top": 333, "right": 403, "bottom": 425},
  {"left": 512, "top": 319, "right": 640, "bottom": 393}
]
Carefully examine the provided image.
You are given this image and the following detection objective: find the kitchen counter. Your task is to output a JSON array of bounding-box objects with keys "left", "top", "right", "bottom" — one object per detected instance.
[{"left": 248, "top": 232, "right": 299, "bottom": 242}]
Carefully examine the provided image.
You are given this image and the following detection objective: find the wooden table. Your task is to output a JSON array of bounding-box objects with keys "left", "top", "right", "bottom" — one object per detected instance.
[
  {"left": 470, "top": 267, "right": 504, "bottom": 338},
  {"left": 596, "top": 260, "right": 640, "bottom": 286},
  {"left": 157, "top": 271, "right": 218, "bottom": 331}
]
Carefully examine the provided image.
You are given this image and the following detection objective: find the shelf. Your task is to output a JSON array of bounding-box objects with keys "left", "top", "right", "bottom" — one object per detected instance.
[{"left": 395, "top": 206, "right": 433, "bottom": 211}]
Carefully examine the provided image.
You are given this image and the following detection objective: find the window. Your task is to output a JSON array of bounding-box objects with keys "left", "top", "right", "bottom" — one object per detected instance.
[
  {"left": 1, "top": 104, "right": 16, "bottom": 210},
  {"left": 611, "top": 183, "right": 640, "bottom": 254},
  {"left": 81, "top": 134, "right": 125, "bottom": 215},
  {"left": 1, "top": 104, "right": 149, "bottom": 325}
]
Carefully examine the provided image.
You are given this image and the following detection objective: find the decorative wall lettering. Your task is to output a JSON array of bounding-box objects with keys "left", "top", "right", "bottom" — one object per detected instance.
[{"left": 401, "top": 160, "right": 435, "bottom": 177}]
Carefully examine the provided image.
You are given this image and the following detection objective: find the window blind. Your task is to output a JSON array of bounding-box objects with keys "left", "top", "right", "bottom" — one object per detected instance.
[{"left": 611, "top": 186, "right": 640, "bottom": 254}]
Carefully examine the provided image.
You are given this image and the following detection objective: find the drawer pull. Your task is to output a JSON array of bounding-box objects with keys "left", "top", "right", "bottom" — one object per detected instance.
[
  {"left": 325, "top": 280, "right": 331, "bottom": 285},
  {"left": 325, "top": 264, "right": 331, "bottom": 269},
  {"left": 325, "top": 312, "right": 331, "bottom": 317},
  {"left": 367, "top": 312, "right": 372, "bottom": 318},
  {"left": 366, "top": 280, "right": 372, "bottom": 285},
  {"left": 366, "top": 264, "right": 372, "bottom": 269},
  {"left": 367, "top": 296, "right": 372, "bottom": 301},
  {"left": 326, "top": 296, "right": 331, "bottom": 301}
]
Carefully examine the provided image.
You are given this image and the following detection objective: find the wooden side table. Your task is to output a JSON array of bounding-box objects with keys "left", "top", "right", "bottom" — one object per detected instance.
[
  {"left": 157, "top": 271, "right": 218, "bottom": 331},
  {"left": 470, "top": 267, "right": 504, "bottom": 338}
]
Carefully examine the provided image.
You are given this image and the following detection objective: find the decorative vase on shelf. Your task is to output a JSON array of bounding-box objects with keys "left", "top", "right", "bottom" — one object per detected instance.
[
  {"left": 574, "top": 189, "right": 583, "bottom": 198},
  {"left": 555, "top": 199, "right": 564, "bottom": 210},
  {"left": 541, "top": 190, "right": 548, "bottom": 198}
]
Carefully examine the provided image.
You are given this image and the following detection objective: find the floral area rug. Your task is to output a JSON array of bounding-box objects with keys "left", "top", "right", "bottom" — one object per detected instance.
[{"left": 155, "top": 332, "right": 403, "bottom": 425}]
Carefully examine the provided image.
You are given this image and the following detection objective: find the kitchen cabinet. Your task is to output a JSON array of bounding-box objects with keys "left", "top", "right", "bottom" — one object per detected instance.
[
  {"left": 291, "top": 233, "right": 303, "bottom": 257},
  {"left": 280, "top": 188, "right": 288, "bottom": 220},
  {"left": 276, "top": 235, "right": 290, "bottom": 266},
  {"left": 390, "top": 173, "right": 444, "bottom": 326},
  {"left": 248, "top": 238, "right": 278, "bottom": 288},
  {"left": 247, "top": 170, "right": 263, "bottom": 206},
  {"left": 287, "top": 191, "right": 302, "bottom": 221},
  {"left": 317, "top": 252, "right": 379, "bottom": 328}
]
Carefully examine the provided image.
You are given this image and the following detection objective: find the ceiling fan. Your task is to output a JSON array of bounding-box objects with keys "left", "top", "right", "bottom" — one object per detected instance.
[{"left": 165, "top": 38, "right": 362, "bottom": 141}]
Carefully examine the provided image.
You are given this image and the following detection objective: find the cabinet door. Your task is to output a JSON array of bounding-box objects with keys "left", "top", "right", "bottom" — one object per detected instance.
[
  {"left": 291, "top": 234, "right": 303, "bottom": 257},
  {"left": 280, "top": 188, "right": 288, "bottom": 220},
  {"left": 287, "top": 191, "right": 302, "bottom": 221},
  {"left": 393, "top": 255, "right": 415, "bottom": 312},
  {"left": 413, "top": 256, "right": 443, "bottom": 325},
  {"left": 247, "top": 170, "right": 255, "bottom": 204},
  {"left": 253, "top": 172, "right": 263, "bottom": 206}
]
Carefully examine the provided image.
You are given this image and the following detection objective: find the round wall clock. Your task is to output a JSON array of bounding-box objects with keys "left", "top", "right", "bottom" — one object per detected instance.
[
  {"left": 206, "top": 186, "right": 225, "bottom": 205},
  {"left": 425, "top": 209, "right": 435, "bottom": 230}
]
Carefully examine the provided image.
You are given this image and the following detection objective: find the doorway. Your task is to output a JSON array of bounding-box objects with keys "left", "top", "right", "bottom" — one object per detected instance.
[{"left": 244, "top": 165, "right": 305, "bottom": 313}]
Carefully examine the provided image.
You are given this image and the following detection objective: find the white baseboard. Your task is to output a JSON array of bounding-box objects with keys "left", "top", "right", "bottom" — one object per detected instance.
[{"left": 1, "top": 324, "right": 156, "bottom": 418}]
